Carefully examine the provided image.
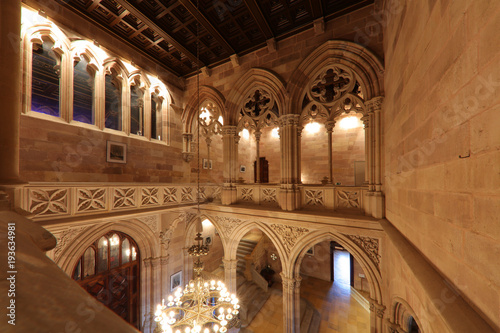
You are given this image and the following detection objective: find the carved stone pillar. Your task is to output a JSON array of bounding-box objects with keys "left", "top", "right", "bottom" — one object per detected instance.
[
  {"left": 325, "top": 121, "right": 336, "bottom": 184},
  {"left": 0, "top": 0, "right": 22, "bottom": 185},
  {"left": 222, "top": 258, "right": 238, "bottom": 293},
  {"left": 279, "top": 114, "right": 302, "bottom": 211},
  {"left": 293, "top": 276, "right": 302, "bottom": 332},
  {"left": 280, "top": 273, "right": 296, "bottom": 333},
  {"left": 369, "top": 299, "right": 386, "bottom": 332},
  {"left": 254, "top": 130, "right": 261, "bottom": 183},
  {"left": 182, "top": 133, "right": 194, "bottom": 162},
  {"left": 160, "top": 255, "right": 169, "bottom": 301},
  {"left": 366, "top": 97, "right": 385, "bottom": 219},
  {"left": 221, "top": 126, "right": 239, "bottom": 205}
]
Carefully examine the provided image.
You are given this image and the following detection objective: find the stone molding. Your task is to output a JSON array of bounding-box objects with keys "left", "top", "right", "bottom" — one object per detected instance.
[
  {"left": 345, "top": 235, "right": 381, "bottom": 268},
  {"left": 271, "top": 224, "right": 309, "bottom": 253}
]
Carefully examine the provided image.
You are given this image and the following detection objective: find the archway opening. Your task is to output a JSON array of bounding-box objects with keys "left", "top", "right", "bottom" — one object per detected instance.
[
  {"left": 198, "top": 218, "right": 224, "bottom": 278},
  {"left": 234, "top": 228, "right": 283, "bottom": 331},
  {"left": 72, "top": 231, "right": 140, "bottom": 328},
  {"left": 298, "top": 240, "right": 371, "bottom": 332}
]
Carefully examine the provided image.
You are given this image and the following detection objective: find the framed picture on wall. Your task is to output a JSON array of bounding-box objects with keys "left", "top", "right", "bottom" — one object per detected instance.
[
  {"left": 209, "top": 160, "right": 213, "bottom": 169},
  {"left": 240, "top": 165, "right": 246, "bottom": 172},
  {"left": 106, "top": 141, "right": 127, "bottom": 164},
  {"left": 203, "top": 158, "right": 209, "bottom": 169},
  {"left": 170, "top": 271, "right": 182, "bottom": 291},
  {"left": 306, "top": 247, "right": 315, "bottom": 256},
  {"left": 205, "top": 236, "right": 212, "bottom": 246}
]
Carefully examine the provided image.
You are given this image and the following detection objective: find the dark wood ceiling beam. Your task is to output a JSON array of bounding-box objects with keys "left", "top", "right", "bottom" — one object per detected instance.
[
  {"left": 113, "top": 0, "right": 205, "bottom": 67},
  {"left": 243, "top": 0, "right": 274, "bottom": 40},
  {"left": 177, "top": 0, "right": 235, "bottom": 56},
  {"left": 109, "top": 9, "right": 130, "bottom": 27},
  {"left": 87, "top": 0, "right": 101, "bottom": 13},
  {"left": 128, "top": 24, "right": 148, "bottom": 39},
  {"left": 309, "top": 0, "right": 323, "bottom": 19}
]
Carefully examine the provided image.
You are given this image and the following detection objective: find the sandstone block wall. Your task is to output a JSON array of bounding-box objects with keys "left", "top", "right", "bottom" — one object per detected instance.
[{"left": 383, "top": 0, "right": 500, "bottom": 329}]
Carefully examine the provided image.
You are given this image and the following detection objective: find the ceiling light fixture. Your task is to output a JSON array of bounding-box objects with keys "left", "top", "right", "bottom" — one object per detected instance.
[{"left": 154, "top": 2, "right": 239, "bottom": 332}]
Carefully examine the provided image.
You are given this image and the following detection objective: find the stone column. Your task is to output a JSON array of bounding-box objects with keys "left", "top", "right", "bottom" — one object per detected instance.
[
  {"left": 182, "top": 133, "right": 194, "bottom": 162},
  {"left": 369, "top": 300, "right": 386, "bottom": 333},
  {"left": 0, "top": 0, "right": 22, "bottom": 185},
  {"left": 281, "top": 273, "right": 296, "bottom": 333},
  {"left": 278, "top": 114, "right": 302, "bottom": 211},
  {"left": 254, "top": 130, "right": 261, "bottom": 183},
  {"left": 223, "top": 258, "right": 238, "bottom": 293},
  {"left": 361, "top": 114, "right": 373, "bottom": 216},
  {"left": 221, "top": 126, "right": 238, "bottom": 205},
  {"left": 366, "top": 97, "right": 385, "bottom": 219},
  {"left": 325, "top": 121, "right": 336, "bottom": 184},
  {"left": 160, "top": 255, "right": 169, "bottom": 301},
  {"left": 293, "top": 275, "right": 302, "bottom": 332}
]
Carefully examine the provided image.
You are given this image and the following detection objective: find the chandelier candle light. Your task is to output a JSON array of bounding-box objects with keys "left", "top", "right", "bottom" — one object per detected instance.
[
  {"left": 154, "top": 231, "right": 240, "bottom": 333},
  {"left": 154, "top": 0, "right": 239, "bottom": 330}
]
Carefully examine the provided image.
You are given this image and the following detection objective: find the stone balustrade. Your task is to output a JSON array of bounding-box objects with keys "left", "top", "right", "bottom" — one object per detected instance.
[{"left": 13, "top": 183, "right": 222, "bottom": 221}]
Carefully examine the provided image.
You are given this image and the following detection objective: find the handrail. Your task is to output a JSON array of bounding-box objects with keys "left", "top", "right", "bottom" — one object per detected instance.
[{"left": 251, "top": 268, "right": 269, "bottom": 293}]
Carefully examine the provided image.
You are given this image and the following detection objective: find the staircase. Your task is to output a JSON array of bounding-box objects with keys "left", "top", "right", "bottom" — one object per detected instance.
[
  {"left": 300, "top": 298, "right": 321, "bottom": 333},
  {"left": 236, "top": 238, "right": 258, "bottom": 274},
  {"left": 236, "top": 274, "right": 270, "bottom": 328}
]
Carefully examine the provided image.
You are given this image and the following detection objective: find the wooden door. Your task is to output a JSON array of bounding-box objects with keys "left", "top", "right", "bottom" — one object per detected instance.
[{"left": 254, "top": 157, "right": 269, "bottom": 183}]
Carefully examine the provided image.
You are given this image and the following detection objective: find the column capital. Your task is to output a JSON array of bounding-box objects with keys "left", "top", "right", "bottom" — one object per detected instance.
[
  {"left": 222, "top": 258, "right": 238, "bottom": 270},
  {"left": 222, "top": 125, "right": 238, "bottom": 136},
  {"left": 325, "top": 120, "right": 336, "bottom": 131},
  {"left": 365, "top": 96, "right": 384, "bottom": 113},
  {"left": 369, "top": 299, "right": 386, "bottom": 318},
  {"left": 278, "top": 114, "right": 300, "bottom": 127}
]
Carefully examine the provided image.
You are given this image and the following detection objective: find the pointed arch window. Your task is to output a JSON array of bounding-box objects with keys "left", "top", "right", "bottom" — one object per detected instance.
[
  {"left": 105, "top": 69, "right": 122, "bottom": 131},
  {"left": 130, "top": 82, "right": 144, "bottom": 136},
  {"left": 151, "top": 91, "right": 162, "bottom": 140},
  {"left": 31, "top": 39, "right": 60, "bottom": 116},
  {"left": 73, "top": 56, "right": 95, "bottom": 124},
  {"left": 72, "top": 231, "right": 140, "bottom": 328}
]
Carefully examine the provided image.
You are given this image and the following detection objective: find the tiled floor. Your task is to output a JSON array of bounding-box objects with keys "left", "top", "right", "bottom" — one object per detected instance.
[{"left": 246, "top": 251, "right": 370, "bottom": 333}]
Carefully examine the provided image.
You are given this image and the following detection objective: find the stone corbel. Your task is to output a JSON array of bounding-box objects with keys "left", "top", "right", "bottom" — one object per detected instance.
[{"left": 182, "top": 152, "right": 194, "bottom": 163}]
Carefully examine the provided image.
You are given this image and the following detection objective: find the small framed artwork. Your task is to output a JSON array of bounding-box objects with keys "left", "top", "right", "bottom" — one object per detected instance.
[
  {"left": 203, "top": 158, "right": 209, "bottom": 169},
  {"left": 240, "top": 165, "right": 246, "bottom": 172},
  {"left": 170, "top": 271, "right": 182, "bottom": 291},
  {"left": 205, "top": 236, "right": 212, "bottom": 246},
  {"left": 106, "top": 141, "right": 127, "bottom": 164},
  {"left": 209, "top": 160, "right": 213, "bottom": 169},
  {"left": 306, "top": 247, "right": 315, "bottom": 256}
]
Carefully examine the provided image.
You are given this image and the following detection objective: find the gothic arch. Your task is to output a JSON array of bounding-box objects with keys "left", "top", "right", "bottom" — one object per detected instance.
[
  {"left": 390, "top": 297, "right": 424, "bottom": 333},
  {"left": 287, "top": 40, "right": 384, "bottom": 114},
  {"left": 226, "top": 221, "right": 290, "bottom": 272},
  {"left": 56, "top": 219, "right": 160, "bottom": 275},
  {"left": 183, "top": 85, "right": 226, "bottom": 133},
  {"left": 289, "top": 230, "right": 382, "bottom": 302},
  {"left": 184, "top": 213, "right": 227, "bottom": 255},
  {"left": 225, "top": 68, "right": 287, "bottom": 125}
]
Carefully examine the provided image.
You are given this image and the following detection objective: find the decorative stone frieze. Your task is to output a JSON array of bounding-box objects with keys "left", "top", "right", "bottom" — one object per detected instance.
[
  {"left": 241, "top": 188, "right": 253, "bottom": 201},
  {"left": 138, "top": 215, "right": 159, "bottom": 234},
  {"left": 305, "top": 189, "right": 324, "bottom": 206},
  {"left": 271, "top": 224, "right": 309, "bottom": 253},
  {"left": 261, "top": 188, "right": 278, "bottom": 203},
  {"left": 347, "top": 235, "right": 381, "bottom": 268},
  {"left": 181, "top": 187, "right": 194, "bottom": 202},
  {"left": 113, "top": 188, "right": 136, "bottom": 209},
  {"left": 163, "top": 187, "right": 178, "bottom": 203},
  {"left": 336, "top": 190, "right": 360, "bottom": 208},
  {"left": 53, "top": 226, "right": 88, "bottom": 260},
  {"left": 212, "top": 216, "right": 244, "bottom": 237},
  {"left": 160, "top": 212, "right": 196, "bottom": 252},
  {"left": 29, "top": 188, "right": 68, "bottom": 216},
  {"left": 141, "top": 187, "right": 159, "bottom": 206},
  {"left": 76, "top": 188, "right": 106, "bottom": 212}
]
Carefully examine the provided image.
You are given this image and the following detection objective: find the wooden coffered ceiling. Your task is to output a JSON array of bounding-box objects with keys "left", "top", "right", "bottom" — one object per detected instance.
[{"left": 57, "top": 0, "right": 373, "bottom": 77}]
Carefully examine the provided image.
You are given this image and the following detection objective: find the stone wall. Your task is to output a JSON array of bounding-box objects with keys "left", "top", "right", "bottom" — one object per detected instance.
[{"left": 383, "top": 0, "right": 500, "bottom": 329}]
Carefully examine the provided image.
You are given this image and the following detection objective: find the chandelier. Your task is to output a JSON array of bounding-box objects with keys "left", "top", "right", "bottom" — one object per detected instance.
[{"left": 154, "top": 1, "right": 239, "bottom": 331}]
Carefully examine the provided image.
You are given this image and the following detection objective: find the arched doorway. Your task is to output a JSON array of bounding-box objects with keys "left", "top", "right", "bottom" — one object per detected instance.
[{"left": 72, "top": 231, "right": 140, "bottom": 328}]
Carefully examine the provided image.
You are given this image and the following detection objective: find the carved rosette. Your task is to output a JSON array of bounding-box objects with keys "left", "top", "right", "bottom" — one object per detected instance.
[
  {"left": 76, "top": 188, "right": 106, "bottom": 212},
  {"left": 346, "top": 235, "right": 381, "bottom": 268},
  {"left": 336, "top": 190, "right": 360, "bottom": 208},
  {"left": 141, "top": 187, "right": 159, "bottom": 206},
  {"left": 305, "top": 189, "right": 324, "bottom": 206},
  {"left": 181, "top": 187, "right": 194, "bottom": 202},
  {"left": 113, "top": 188, "right": 136, "bottom": 209},
  {"left": 271, "top": 224, "right": 309, "bottom": 253},
  {"left": 241, "top": 188, "right": 253, "bottom": 201},
  {"left": 29, "top": 188, "right": 69, "bottom": 216},
  {"left": 261, "top": 188, "right": 278, "bottom": 203},
  {"left": 163, "top": 187, "right": 178, "bottom": 203}
]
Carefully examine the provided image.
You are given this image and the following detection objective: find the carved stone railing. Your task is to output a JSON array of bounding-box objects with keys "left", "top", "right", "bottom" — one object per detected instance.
[
  {"left": 235, "top": 183, "right": 367, "bottom": 213},
  {"left": 236, "top": 183, "right": 280, "bottom": 206},
  {"left": 13, "top": 182, "right": 222, "bottom": 221}
]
